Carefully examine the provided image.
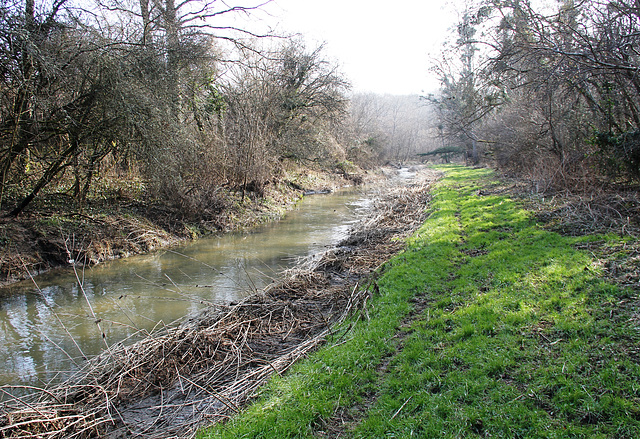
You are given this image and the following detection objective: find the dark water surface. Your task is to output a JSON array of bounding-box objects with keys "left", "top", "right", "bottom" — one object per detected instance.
[{"left": 0, "top": 185, "right": 378, "bottom": 390}]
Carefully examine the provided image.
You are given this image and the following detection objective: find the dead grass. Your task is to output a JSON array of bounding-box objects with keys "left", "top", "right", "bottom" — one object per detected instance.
[{"left": 0, "top": 167, "right": 441, "bottom": 439}]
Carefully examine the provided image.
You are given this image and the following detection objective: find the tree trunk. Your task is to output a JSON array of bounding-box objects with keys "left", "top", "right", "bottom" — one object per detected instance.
[
  {"left": 164, "top": 0, "right": 180, "bottom": 120},
  {"left": 472, "top": 135, "right": 479, "bottom": 165},
  {"left": 139, "top": 0, "right": 151, "bottom": 45},
  {"left": 9, "top": 150, "right": 73, "bottom": 217}
]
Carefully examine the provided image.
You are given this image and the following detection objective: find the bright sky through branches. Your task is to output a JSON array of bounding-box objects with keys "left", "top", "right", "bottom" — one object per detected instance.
[{"left": 260, "top": 0, "right": 456, "bottom": 96}]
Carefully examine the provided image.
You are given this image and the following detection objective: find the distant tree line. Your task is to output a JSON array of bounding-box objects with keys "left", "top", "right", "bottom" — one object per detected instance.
[
  {"left": 347, "top": 93, "right": 438, "bottom": 165},
  {"left": 431, "top": 0, "right": 640, "bottom": 191}
]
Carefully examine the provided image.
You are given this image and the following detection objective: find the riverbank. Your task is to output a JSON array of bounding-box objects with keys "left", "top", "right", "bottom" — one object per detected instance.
[
  {"left": 0, "top": 166, "right": 441, "bottom": 438},
  {"left": 0, "top": 164, "right": 370, "bottom": 287},
  {"left": 4, "top": 165, "right": 639, "bottom": 438},
  {"left": 200, "top": 165, "right": 640, "bottom": 438}
]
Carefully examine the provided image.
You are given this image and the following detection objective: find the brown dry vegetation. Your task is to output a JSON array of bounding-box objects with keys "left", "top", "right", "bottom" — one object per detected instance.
[
  {"left": 0, "top": 167, "right": 442, "bottom": 439},
  {"left": 0, "top": 168, "right": 359, "bottom": 287}
]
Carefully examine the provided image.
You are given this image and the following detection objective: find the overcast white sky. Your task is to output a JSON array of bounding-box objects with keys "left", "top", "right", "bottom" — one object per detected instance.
[{"left": 256, "top": 0, "right": 458, "bottom": 96}]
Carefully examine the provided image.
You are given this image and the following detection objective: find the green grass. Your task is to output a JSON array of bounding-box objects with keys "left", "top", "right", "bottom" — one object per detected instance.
[{"left": 198, "top": 165, "right": 640, "bottom": 438}]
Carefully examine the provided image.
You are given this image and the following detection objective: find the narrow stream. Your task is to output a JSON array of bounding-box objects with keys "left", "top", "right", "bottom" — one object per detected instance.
[{"left": 0, "top": 185, "right": 379, "bottom": 392}]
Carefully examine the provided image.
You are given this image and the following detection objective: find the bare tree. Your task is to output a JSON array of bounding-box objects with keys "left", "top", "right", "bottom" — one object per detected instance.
[
  {"left": 346, "top": 93, "right": 436, "bottom": 165},
  {"left": 0, "top": 0, "right": 357, "bottom": 218},
  {"left": 0, "top": 0, "right": 141, "bottom": 215},
  {"left": 216, "top": 40, "right": 350, "bottom": 198},
  {"left": 270, "top": 40, "right": 350, "bottom": 163},
  {"left": 432, "top": 0, "right": 640, "bottom": 188},
  {"left": 429, "top": 3, "right": 503, "bottom": 166}
]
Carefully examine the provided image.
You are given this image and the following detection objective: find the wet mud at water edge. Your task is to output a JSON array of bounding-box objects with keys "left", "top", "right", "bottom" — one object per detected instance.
[{"left": 0, "top": 166, "right": 442, "bottom": 439}]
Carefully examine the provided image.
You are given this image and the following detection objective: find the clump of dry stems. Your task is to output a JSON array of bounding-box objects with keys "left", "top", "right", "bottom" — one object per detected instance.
[
  {"left": 533, "top": 192, "right": 640, "bottom": 238},
  {"left": 0, "top": 168, "right": 440, "bottom": 439},
  {"left": 488, "top": 177, "right": 640, "bottom": 293}
]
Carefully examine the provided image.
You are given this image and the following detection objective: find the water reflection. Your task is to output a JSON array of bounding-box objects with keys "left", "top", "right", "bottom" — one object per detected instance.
[{"left": 0, "top": 186, "right": 372, "bottom": 390}]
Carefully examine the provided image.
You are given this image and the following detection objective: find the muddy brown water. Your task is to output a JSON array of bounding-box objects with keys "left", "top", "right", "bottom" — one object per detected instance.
[{"left": 0, "top": 170, "right": 415, "bottom": 394}]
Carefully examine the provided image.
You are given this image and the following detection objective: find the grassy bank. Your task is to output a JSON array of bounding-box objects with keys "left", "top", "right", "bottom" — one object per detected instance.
[{"left": 199, "top": 165, "right": 640, "bottom": 438}]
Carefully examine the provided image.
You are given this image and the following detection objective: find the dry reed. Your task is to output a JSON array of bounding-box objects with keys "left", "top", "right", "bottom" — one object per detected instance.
[{"left": 0, "top": 167, "right": 441, "bottom": 439}]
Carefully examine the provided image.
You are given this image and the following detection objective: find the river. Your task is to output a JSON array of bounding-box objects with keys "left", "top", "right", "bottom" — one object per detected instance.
[{"left": 0, "top": 183, "right": 383, "bottom": 393}]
